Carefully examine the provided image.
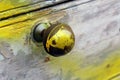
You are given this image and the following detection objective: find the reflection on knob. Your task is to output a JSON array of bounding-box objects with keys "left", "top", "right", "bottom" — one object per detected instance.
[{"left": 31, "top": 22, "right": 75, "bottom": 57}]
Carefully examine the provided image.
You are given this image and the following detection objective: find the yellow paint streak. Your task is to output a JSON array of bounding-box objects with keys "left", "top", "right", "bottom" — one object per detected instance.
[
  {"left": 0, "top": 0, "right": 31, "bottom": 12},
  {"left": 0, "top": 0, "right": 14, "bottom": 12},
  {"left": 0, "top": 0, "right": 65, "bottom": 41},
  {"left": 0, "top": 9, "right": 52, "bottom": 40},
  {"left": 49, "top": 50, "right": 120, "bottom": 80},
  {"left": 0, "top": 9, "right": 66, "bottom": 41},
  {"left": 0, "top": 20, "right": 31, "bottom": 40},
  {"left": 0, "top": 1, "right": 43, "bottom": 19}
]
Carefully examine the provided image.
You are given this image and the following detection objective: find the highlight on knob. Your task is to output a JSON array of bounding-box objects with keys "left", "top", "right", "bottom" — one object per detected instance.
[{"left": 31, "top": 22, "right": 75, "bottom": 57}]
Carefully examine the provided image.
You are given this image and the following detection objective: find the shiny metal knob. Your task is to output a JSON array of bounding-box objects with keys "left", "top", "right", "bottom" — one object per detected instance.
[{"left": 31, "top": 22, "right": 75, "bottom": 57}]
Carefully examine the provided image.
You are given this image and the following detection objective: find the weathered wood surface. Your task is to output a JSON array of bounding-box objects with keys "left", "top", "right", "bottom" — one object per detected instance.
[{"left": 0, "top": 0, "right": 120, "bottom": 80}]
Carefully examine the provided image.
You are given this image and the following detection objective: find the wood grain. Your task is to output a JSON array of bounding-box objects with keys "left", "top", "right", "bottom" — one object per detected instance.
[{"left": 0, "top": 0, "right": 120, "bottom": 80}]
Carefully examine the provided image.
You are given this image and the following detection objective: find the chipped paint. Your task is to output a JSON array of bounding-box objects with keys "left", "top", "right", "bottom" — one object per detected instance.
[{"left": 0, "top": 0, "right": 120, "bottom": 80}]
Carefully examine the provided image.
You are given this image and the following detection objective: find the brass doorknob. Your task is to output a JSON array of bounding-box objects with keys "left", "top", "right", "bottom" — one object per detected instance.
[{"left": 31, "top": 22, "right": 75, "bottom": 57}]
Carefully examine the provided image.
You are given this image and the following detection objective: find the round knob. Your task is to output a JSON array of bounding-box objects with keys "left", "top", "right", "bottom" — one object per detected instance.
[{"left": 31, "top": 22, "right": 75, "bottom": 57}]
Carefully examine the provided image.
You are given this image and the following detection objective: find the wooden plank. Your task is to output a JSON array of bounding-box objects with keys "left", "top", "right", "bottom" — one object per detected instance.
[{"left": 0, "top": 0, "right": 120, "bottom": 80}]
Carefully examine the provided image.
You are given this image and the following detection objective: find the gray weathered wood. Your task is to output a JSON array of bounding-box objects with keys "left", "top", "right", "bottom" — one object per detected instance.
[{"left": 0, "top": 0, "right": 120, "bottom": 80}]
